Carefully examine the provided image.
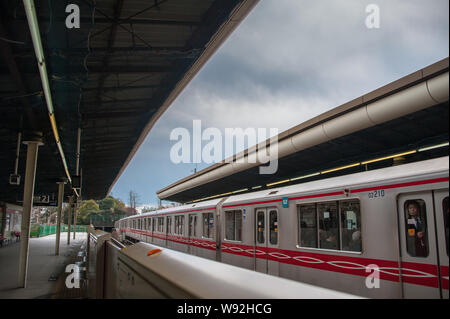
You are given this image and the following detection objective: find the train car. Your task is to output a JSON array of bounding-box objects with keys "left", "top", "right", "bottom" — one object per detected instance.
[{"left": 116, "top": 156, "right": 449, "bottom": 298}]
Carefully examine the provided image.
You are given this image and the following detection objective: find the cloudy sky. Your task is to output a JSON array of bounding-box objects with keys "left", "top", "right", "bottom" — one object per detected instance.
[{"left": 110, "top": 0, "right": 449, "bottom": 208}]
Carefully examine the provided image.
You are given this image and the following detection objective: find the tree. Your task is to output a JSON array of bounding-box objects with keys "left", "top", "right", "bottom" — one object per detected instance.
[
  {"left": 61, "top": 196, "right": 127, "bottom": 226},
  {"left": 78, "top": 200, "right": 100, "bottom": 225}
]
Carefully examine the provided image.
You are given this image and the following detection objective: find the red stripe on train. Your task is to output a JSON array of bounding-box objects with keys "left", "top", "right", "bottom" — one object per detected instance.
[
  {"left": 221, "top": 242, "right": 442, "bottom": 289},
  {"left": 123, "top": 229, "right": 445, "bottom": 289},
  {"left": 123, "top": 229, "right": 216, "bottom": 251},
  {"left": 350, "top": 177, "right": 449, "bottom": 194}
]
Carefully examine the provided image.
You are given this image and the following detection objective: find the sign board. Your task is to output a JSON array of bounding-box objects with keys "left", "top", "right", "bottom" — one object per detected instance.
[{"left": 282, "top": 197, "right": 289, "bottom": 208}]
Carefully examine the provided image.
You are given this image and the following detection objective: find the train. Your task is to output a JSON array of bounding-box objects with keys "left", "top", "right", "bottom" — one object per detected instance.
[{"left": 115, "top": 156, "right": 449, "bottom": 299}]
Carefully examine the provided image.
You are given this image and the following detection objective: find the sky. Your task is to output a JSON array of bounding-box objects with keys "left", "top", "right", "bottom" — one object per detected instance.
[{"left": 110, "top": 0, "right": 449, "bottom": 209}]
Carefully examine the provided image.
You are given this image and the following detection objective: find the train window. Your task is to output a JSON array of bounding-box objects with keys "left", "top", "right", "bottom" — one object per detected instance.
[
  {"left": 225, "top": 210, "right": 242, "bottom": 241},
  {"left": 256, "top": 211, "right": 265, "bottom": 244},
  {"left": 298, "top": 204, "right": 317, "bottom": 248},
  {"left": 167, "top": 216, "right": 172, "bottom": 234},
  {"left": 404, "top": 199, "right": 429, "bottom": 258},
  {"left": 340, "top": 200, "right": 362, "bottom": 252},
  {"left": 158, "top": 217, "right": 164, "bottom": 232},
  {"left": 147, "top": 218, "right": 151, "bottom": 231},
  {"left": 269, "top": 210, "right": 278, "bottom": 245},
  {"left": 318, "top": 202, "right": 339, "bottom": 250},
  {"left": 152, "top": 218, "right": 156, "bottom": 232},
  {"left": 189, "top": 215, "right": 198, "bottom": 237},
  {"left": 442, "top": 197, "right": 449, "bottom": 256},
  {"left": 175, "top": 215, "right": 184, "bottom": 235},
  {"left": 194, "top": 215, "right": 198, "bottom": 237},
  {"left": 203, "top": 213, "right": 214, "bottom": 239}
]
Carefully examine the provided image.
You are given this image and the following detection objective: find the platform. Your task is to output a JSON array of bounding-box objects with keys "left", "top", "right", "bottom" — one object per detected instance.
[{"left": 0, "top": 232, "right": 86, "bottom": 299}]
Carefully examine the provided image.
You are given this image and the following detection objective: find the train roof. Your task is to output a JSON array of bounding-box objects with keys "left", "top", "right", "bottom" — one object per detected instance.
[
  {"left": 122, "top": 197, "right": 222, "bottom": 220},
  {"left": 222, "top": 156, "right": 449, "bottom": 206},
  {"left": 120, "top": 156, "right": 448, "bottom": 221}
]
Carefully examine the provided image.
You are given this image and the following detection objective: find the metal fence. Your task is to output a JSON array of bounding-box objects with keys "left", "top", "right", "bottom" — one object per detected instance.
[{"left": 30, "top": 224, "right": 87, "bottom": 237}]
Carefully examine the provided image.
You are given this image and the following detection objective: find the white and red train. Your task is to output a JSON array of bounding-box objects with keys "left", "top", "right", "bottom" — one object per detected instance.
[{"left": 116, "top": 156, "right": 449, "bottom": 298}]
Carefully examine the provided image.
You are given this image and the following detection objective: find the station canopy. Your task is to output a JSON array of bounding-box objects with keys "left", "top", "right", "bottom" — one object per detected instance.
[
  {"left": 157, "top": 58, "right": 449, "bottom": 203},
  {"left": 0, "top": 0, "right": 258, "bottom": 205}
]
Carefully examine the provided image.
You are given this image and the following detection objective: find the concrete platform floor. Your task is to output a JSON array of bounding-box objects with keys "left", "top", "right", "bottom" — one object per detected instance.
[{"left": 0, "top": 232, "right": 86, "bottom": 299}]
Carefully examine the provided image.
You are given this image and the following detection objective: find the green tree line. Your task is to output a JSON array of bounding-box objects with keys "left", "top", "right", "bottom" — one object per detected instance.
[{"left": 63, "top": 196, "right": 128, "bottom": 225}]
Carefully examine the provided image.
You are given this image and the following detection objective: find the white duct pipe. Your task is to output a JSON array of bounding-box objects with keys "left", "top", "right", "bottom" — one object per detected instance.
[{"left": 159, "top": 72, "right": 449, "bottom": 199}]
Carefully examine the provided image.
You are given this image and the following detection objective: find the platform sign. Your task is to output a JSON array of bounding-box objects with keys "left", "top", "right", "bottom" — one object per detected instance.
[{"left": 282, "top": 197, "right": 289, "bottom": 208}]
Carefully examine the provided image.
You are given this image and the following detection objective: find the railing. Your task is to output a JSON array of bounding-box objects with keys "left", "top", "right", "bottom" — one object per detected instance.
[
  {"left": 85, "top": 227, "right": 362, "bottom": 299},
  {"left": 30, "top": 224, "right": 87, "bottom": 237}
]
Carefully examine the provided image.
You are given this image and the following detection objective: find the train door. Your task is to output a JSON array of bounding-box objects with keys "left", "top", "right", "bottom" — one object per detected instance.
[
  {"left": 165, "top": 216, "right": 171, "bottom": 247},
  {"left": 254, "top": 208, "right": 279, "bottom": 276},
  {"left": 433, "top": 189, "right": 449, "bottom": 299},
  {"left": 397, "top": 192, "right": 441, "bottom": 298},
  {"left": 188, "top": 214, "right": 197, "bottom": 255}
]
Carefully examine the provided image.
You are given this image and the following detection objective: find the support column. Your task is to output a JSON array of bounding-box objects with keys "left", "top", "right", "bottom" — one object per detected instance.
[
  {"left": 55, "top": 181, "right": 65, "bottom": 255},
  {"left": 18, "top": 133, "right": 43, "bottom": 288},
  {"left": 67, "top": 195, "right": 72, "bottom": 245},
  {"left": 73, "top": 198, "right": 78, "bottom": 240}
]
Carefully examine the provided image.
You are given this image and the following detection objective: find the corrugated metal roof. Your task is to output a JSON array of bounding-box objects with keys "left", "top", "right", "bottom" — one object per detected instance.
[{"left": 0, "top": 0, "right": 259, "bottom": 203}]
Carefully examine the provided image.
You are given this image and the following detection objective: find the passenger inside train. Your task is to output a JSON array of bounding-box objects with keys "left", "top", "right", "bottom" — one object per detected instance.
[{"left": 405, "top": 200, "right": 428, "bottom": 257}]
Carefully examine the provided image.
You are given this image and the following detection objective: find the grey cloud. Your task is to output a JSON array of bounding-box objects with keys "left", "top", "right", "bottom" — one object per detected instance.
[{"left": 112, "top": 0, "right": 449, "bottom": 205}]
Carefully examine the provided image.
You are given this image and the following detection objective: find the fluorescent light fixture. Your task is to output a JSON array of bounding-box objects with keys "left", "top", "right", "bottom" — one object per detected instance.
[
  {"left": 49, "top": 113, "right": 59, "bottom": 143},
  {"left": 290, "top": 172, "right": 321, "bottom": 181},
  {"left": 418, "top": 142, "right": 449, "bottom": 152},
  {"left": 361, "top": 150, "right": 416, "bottom": 165},
  {"left": 252, "top": 185, "right": 262, "bottom": 189},
  {"left": 232, "top": 188, "right": 248, "bottom": 194},
  {"left": 266, "top": 179, "right": 290, "bottom": 187},
  {"left": 321, "top": 163, "right": 361, "bottom": 175}
]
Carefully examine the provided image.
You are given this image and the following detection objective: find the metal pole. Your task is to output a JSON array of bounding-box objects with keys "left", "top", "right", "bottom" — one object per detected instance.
[
  {"left": 73, "top": 127, "right": 81, "bottom": 240},
  {"left": 73, "top": 198, "right": 78, "bottom": 240},
  {"left": 14, "top": 132, "right": 22, "bottom": 175},
  {"left": 55, "top": 181, "right": 64, "bottom": 255},
  {"left": 67, "top": 195, "right": 72, "bottom": 245},
  {"left": 18, "top": 139, "right": 42, "bottom": 288},
  {"left": 76, "top": 127, "right": 81, "bottom": 175}
]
